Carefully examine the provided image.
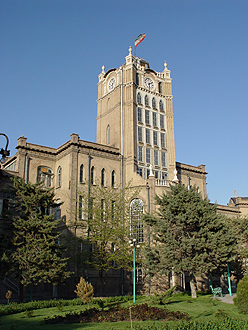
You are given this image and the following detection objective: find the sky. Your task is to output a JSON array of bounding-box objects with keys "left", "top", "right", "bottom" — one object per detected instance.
[{"left": 1, "top": 0, "right": 248, "bottom": 205}]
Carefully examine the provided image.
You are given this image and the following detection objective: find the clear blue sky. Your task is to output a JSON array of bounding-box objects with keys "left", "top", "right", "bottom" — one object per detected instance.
[{"left": 1, "top": 0, "right": 247, "bottom": 205}]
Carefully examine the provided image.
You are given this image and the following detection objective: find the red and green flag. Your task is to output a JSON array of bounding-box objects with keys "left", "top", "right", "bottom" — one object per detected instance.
[{"left": 135, "top": 33, "right": 146, "bottom": 48}]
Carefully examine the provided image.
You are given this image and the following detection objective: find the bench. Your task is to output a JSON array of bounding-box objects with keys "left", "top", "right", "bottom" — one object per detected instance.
[{"left": 209, "top": 284, "right": 223, "bottom": 298}]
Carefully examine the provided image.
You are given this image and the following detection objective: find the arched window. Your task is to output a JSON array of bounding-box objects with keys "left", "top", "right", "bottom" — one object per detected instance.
[
  {"left": 111, "top": 170, "right": 115, "bottom": 187},
  {"left": 101, "top": 168, "right": 105, "bottom": 187},
  {"left": 37, "top": 166, "right": 53, "bottom": 187},
  {"left": 57, "top": 166, "right": 62, "bottom": 188},
  {"left": 130, "top": 199, "right": 144, "bottom": 243},
  {"left": 107, "top": 125, "right": 110, "bottom": 145},
  {"left": 90, "top": 166, "right": 95, "bottom": 185},
  {"left": 136, "top": 73, "right": 139, "bottom": 86},
  {"left": 80, "top": 164, "right": 84, "bottom": 183},
  {"left": 145, "top": 95, "right": 149, "bottom": 107},
  {"left": 137, "top": 92, "right": 141, "bottom": 104},
  {"left": 152, "top": 97, "right": 156, "bottom": 109},
  {"left": 159, "top": 100, "right": 164, "bottom": 111},
  {"left": 158, "top": 82, "right": 162, "bottom": 94}
]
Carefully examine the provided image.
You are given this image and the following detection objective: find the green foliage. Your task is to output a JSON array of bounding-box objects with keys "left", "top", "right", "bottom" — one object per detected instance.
[
  {"left": 74, "top": 277, "right": 94, "bottom": 307},
  {"left": 151, "top": 285, "right": 177, "bottom": 305},
  {"left": 24, "top": 310, "right": 34, "bottom": 318},
  {"left": 0, "top": 298, "right": 85, "bottom": 316},
  {"left": 143, "top": 184, "right": 237, "bottom": 297},
  {"left": 0, "top": 177, "right": 71, "bottom": 286},
  {"left": 234, "top": 274, "right": 248, "bottom": 314},
  {"left": 133, "top": 318, "right": 248, "bottom": 329}
]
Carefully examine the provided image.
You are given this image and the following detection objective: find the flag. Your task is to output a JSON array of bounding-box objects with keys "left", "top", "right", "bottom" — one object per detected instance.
[{"left": 135, "top": 33, "right": 146, "bottom": 48}]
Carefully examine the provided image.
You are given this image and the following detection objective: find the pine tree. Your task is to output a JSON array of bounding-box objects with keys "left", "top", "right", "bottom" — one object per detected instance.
[
  {"left": 143, "top": 184, "right": 237, "bottom": 298},
  {"left": 3, "top": 177, "right": 71, "bottom": 288},
  {"left": 74, "top": 277, "right": 94, "bottom": 308}
]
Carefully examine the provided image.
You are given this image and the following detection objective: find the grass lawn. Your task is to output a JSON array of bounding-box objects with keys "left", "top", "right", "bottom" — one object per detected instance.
[{"left": 1, "top": 295, "right": 248, "bottom": 330}]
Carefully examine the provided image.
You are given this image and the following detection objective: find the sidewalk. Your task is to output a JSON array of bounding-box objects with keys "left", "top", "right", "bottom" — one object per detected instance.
[{"left": 217, "top": 293, "right": 236, "bottom": 304}]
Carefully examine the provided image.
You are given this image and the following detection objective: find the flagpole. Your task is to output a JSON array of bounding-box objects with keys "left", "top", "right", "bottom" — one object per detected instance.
[{"left": 134, "top": 35, "right": 136, "bottom": 58}]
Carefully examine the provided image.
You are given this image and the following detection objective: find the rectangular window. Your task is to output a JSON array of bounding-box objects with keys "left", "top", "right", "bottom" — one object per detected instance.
[
  {"left": 137, "top": 107, "right": 142, "bottom": 123},
  {"left": 138, "top": 146, "right": 143, "bottom": 162},
  {"left": 154, "top": 171, "right": 159, "bottom": 179},
  {"left": 153, "top": 131, "right": 158, "bottom": 146},
  {"left": 138, "top": 126, "right": 143, "bottom": 142},
  {"left": 154, "top": 150, "right": 159, "bottom": 166},
  {"left": 161, "top": 152, "right": 166, "bottom": 168},
  {"left": 146, "top": 128, "right": 150, "bottom": 144},
  {"left": 146, "top": 148, "right": 150, "bottom": 164},
  {"left": 161, "top": 133, "right": 166, "bottom": 148},
  {"left": 137, "top": 166, "right": 143, "bottom": 177},
  {"left": 146, "top": 168, "right": 150, "bottom": 179},
  {"left": 160, "top": 114, "right": 165, "bottom": 129},
  {"left": 162, "top": 172, "right": 167, "bottom": 180},
  {"left": 145, "top": 110, "right": 150, "bottom": 125},
  {"left": 152, "top": 112, "right": 157, "bottom": 127}
]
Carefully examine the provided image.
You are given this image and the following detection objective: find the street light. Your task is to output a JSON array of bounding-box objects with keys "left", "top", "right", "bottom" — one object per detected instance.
[{"left": 129, "top": 238, "right": 140, "bottom": 303}]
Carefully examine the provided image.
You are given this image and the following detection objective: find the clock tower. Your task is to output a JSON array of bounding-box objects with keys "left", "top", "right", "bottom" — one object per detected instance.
[{"left": 96, "top": 47, "right": 177, "bottom": 185}]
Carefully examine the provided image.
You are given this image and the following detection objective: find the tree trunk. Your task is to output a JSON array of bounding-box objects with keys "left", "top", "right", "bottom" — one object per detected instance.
[{"left": 190, "top": 274, "right": 197, "bottom": 298}]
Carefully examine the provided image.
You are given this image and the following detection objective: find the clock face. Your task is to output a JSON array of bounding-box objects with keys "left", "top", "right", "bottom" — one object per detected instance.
[
  {"left": 145, "top": 77, "right": 154, "bottom": 90},
  {"left": 108, "top": 77, "right": 116, "bottom": 91}
]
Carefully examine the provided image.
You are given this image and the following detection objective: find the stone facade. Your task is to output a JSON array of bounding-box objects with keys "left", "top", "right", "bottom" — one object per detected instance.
[{"left": 1, "top": 48, "right": 244, "bottom": 300}]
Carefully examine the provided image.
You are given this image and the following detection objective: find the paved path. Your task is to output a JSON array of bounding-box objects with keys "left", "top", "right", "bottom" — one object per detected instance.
[{"left": 217, "top": 293, "right": 236, "bottom": 304}]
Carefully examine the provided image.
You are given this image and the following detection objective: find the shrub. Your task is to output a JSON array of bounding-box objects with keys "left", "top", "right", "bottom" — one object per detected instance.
[
  {"left": 151, "top": 285, "right": 177, "bottom": 305},
  {"left": 234, "top": 274, "right": 248, "bottom": 314},
  {"left": 74, "top": 277, "right": 94, "bottom": 309}
]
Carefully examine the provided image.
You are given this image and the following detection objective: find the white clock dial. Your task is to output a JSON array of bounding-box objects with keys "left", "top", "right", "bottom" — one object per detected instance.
[
  {"left": 108, "top": 78, "right": 116, "bottom": 91},
  {"left": 145, "top": 77, "right": 154, "bottom": 90}
]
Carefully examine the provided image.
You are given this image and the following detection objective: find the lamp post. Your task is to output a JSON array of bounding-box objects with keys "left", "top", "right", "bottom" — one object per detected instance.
[{"left": 129, "top": 238, "right": 140, "bottom": 303}]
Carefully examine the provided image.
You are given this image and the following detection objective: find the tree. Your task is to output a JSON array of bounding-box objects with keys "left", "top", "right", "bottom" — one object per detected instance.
[
  {"left": 68, "top": 181, "right": 140, "bottom": 295},
  {"left": 0, "top": 177, "right": 71, "bottom": 295},
  {"left": 143, "top": 184, "right": 236, "bottom": 298},
  {"left": 74, "top": 277, "right": 94, "bottom": 308}
]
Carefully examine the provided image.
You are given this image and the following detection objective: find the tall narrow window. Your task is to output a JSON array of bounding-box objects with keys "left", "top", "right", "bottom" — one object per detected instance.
[
  {"left": 138, "top": 126, "right": 143, "bottom": 142},
  {"left": 130, "top": 199, "right": 144, "bottom": 243},
  {"left": 159, "top": 100, "right": 164, "bottom": 111},
  {"left": 101, "top": 168, "right": 105, "bottom": 187},
  {"left": 161, "top": 133, "right": 166, "bottom": 148},
  {"left": 107, "top": 125, "right": 110, "bottom": 145},
  {"left": 146, "top": 148, "right": 151, "bottom": 164},
  {"left": 153, "top": 131, "right": 158, "bottom": 146},
  {"left": 138, "top": 146, "right": 143, "bottom": 162},
  {"left": 79, "top": 196, "right": 83, "bottom": 220},
  {"left": 101, "top": 199, "right": 106, "bottom": 222},
  {"left": 154, "top": 150, "right": 159, "bottom": 166},
  {"left": 145, "top": 109, "right": 150, "bottom": 125},
  {"left": 152, "top": 112, "right": 157, "bottom": 127},
  {"left": 90, "top": 166, "right": 95, "bottom": 185},
  {"left": 145, "top": 95, "right": 149, "bottom": 107},
  {"left": 137, "top": 92, "right": 141, "bottom": 104},
  {"left": 111, "top": 170, "right": 115, "bottom": 187},
  {"left": 161, "top": 152, "right": 166, "bottom": 168},
  {"left": 158, "top": 82, "right": 162, "bottom": 94},
  {"left": 80, "top": 164, "right": 84, "bottom": 183},
  {"left": 146, "top": 128, "right": 150, "bottom": 144},
  {"left": 137, "top": 107, "right": 142, "bottom": 123},
  {"left": 55, "top": 200, "right": 61, "bottom": 220},
  {"left": 160, "top": 114, "right": 165, "bottom": 129},
  {"left": 57, "top": 166, "right": 62, "bottom": 188},
  {"left": 136, "top": 73, "right": 139, "bottom": 86},
  {"left": 152, "top": 97, "right": 156, "bottom": 109}
]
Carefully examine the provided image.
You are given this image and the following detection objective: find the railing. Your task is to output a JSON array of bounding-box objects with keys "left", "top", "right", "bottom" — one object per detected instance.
[
  {"left": 3, "top": 277, "right": 19, "bottom": 296},
  {"left": 155, "top": 179, "right": 169, "bottom": 187}
]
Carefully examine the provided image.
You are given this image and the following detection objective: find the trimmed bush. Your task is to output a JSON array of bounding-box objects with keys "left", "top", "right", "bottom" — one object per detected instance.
[{"left": 234, "top": 274, "right": 248, "bottom": 314}]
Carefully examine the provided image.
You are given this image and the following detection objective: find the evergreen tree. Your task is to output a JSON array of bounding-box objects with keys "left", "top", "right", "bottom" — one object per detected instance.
[
  {"left": 74, "top": 277, "right": 94, "bottom": 308},
  {"left": 2, "top": 177, "right": 71, "bottom": 288},
  {"left": 143, "top": 184, "right": 236, "bottom": 298}
]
